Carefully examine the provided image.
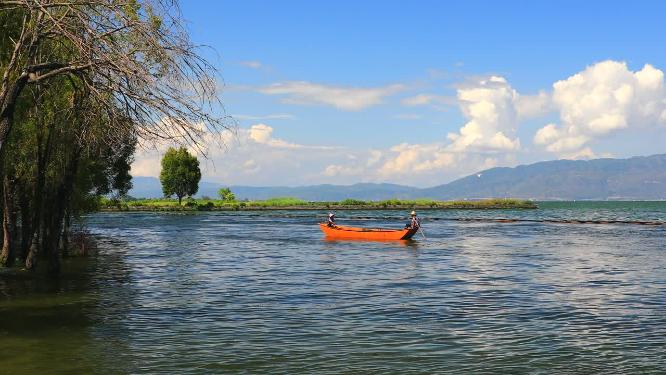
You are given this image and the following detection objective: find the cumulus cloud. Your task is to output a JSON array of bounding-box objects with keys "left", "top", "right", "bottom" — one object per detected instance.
[
  {"left": 446, "top": 76, "right": 522, "bottom": 153},
  {"left": 131, "top": 122, "right": 520, "bottom": 186},
  {"left": 258, "top": 81, "right": 405, "bottom": 110},
  {"left": 534, "top": 60, "right": 666, "bottom": 157},
  {"left": 370, "top": 142, "right": 510, "bottom": 184},
  {"left": 377, "top": 143, "right": 455, "bottom": 177},
  {"left": 323, "top": 164, "right": 363, "bottom": 177},
  {"left": 387, "top": 77, "right": 552, "bottom": 178},
  {"left": 131, "top": 123, "right": 338, "bottom": 184},
  {"left": 134, "top": 60, "right": 666, "bottom": 186},
  {"left": 515, "top": 91, "right": 552, "bottom": 120}
]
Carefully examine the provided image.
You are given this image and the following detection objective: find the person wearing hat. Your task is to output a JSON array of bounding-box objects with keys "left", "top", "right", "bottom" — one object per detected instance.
[
  {"left": 409, "top": 210, "right": 421, "bottom": 229},
  {"left": 327, "top": 212, "right": 337, "bottom": 227}
]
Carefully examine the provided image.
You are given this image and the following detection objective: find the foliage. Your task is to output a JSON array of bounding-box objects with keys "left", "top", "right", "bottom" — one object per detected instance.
[
  {"left": 217, "top": 187, "right": 235, "bottom": 201},
  {"left": 251, "top": 197, "right": 308, "bottom": 207},
  {"left": 0, "top": 0, "right": 223, "bottom": 272},
  {"left": 100, "top": 197, "right": 537, "bottom": 210},
  {"left": 159, "top": 147, "right": 201, "bottom": 204},
  {"left": 340, "top": 198, "right": 367, "bottom": 205}
]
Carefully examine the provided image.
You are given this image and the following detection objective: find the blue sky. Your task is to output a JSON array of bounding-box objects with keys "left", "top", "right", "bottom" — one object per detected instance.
[{"left": 132, "top": 1, "right": 666, "bottom": 187}]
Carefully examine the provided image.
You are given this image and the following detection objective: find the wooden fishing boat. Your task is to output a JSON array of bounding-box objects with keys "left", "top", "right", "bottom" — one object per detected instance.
[{"left": 319, "top": 223, "right": 418, "bottom": 240}]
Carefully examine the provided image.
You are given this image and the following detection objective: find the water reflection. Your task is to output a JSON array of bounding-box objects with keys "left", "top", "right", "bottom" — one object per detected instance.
[{"left": 324, "top": 237, "right": 420, "bottom": 248}]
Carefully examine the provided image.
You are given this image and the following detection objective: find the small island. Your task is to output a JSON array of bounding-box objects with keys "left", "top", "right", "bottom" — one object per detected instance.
[{"left": 100, "top": 197, "right": 538, "bottom": 211}]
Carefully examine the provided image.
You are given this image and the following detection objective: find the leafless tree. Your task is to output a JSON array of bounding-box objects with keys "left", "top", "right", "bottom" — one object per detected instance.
[{"left": 0, "top": 0, "right": 230, "bottom": 153}]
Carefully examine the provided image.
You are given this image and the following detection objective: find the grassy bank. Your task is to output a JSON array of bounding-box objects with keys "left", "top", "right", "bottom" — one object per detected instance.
[{"left": 100, "top": 197, "right": 538, "bottom": 211}]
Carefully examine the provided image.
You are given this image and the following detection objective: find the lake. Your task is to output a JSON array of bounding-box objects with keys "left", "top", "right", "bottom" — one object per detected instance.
[{"left": 1, "top": 202, "right": 665, "bottom": 373}]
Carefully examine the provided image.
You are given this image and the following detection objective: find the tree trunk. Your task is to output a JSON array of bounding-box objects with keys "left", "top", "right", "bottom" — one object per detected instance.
[
  {"left": 1, "top": 175, "right": 15, "bottom": 267},
  {"left": 19, "top": 191, "right": 31, "bottom": 262},
  {"left": 0, "top": 78, "right": 28, "bottom": 153},
  {"left": 0, "top": 116, "right": 11, "bottom": 153},
  {"left": 47, "top": 151, "right": 80, "bottom": 273},
  {"left": 178, "top": 195, "right": 182, "bottom": 205},
  {"left": 60, "top": 211, "right": 70, "bottom": 257},
  {"left": 25, "top": 114, "right": 52, "bottom": 271},
  {"left": 25, "top": 233, "right": 38, "bottom": 270}
]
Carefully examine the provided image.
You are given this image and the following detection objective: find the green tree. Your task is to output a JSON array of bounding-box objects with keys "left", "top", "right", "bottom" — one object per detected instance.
[
  {"left": 0, "top": 1, "right": 224, "bottom": 273},
  {"left": 159, "top": 147, "right": 201, "bottom": 205},
  {"left": 217, "top": 187, "right": 235, "bottom": 201}
]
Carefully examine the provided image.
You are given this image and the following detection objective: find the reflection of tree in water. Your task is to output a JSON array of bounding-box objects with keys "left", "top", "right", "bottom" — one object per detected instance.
[{"left": 0, "top": 236, "right": 136, "bottom": 373}]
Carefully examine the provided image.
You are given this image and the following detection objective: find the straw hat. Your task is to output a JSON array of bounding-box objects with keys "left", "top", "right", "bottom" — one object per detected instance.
[
  {"left": 329, "top": 213, "right": 335, "bottom": 217},
  {"left": 410, "top": 210, "right": 417, "bottom": 216}
]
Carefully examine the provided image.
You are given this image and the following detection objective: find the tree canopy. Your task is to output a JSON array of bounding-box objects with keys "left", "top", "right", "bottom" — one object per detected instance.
[
  {"left": 0, "top": 0, "right": 226, "bottom": 272},
  {"left": 0, "top": 0, "right": 230, "bottom": 153},
  {"left": 160, "top": 147, "right": 201, "bottom": 204},
  {"left": 218, "top": 187, "right": 235, "bottom": 201}
]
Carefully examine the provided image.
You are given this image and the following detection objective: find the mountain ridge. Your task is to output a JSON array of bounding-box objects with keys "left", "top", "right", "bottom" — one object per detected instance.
[{"left": 129, "top": 154, "right": 666, "bottom": 201}]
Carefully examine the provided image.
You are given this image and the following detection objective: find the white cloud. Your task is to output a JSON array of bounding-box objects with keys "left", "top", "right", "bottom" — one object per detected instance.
[
  {"left": 129, "top": 147, "right": 163, "bottom": 178},
  {"left": 515, "top": 91, "right": 552, "bottom": 119},
  {"left": 239, "top": 60, "right": 262, "bottom": 69},
  {"left": 371, "top": 142, "right": 513, "bottom": 184},
  {"left": 247, "top": 123, "right": 335, "bottom": 150},
  {"left": 134, "top": 60, "right": 666, "bottom": 186},
  {"left": 258, "top": 81, "right": 405, "bottom": 110},
  {"left": 401, "top": 94, "right": 455, "bottom": 109},
  {"left": 366, "top": 150, "right": 383, "bottom": 166},
  {"left": 132, "top": 122, "right": 519, "bottom": 186},
  {"left": 377, "top": 143, "right": 455, "bottom": 177},
  {"left": 446, "top": 76, "right": 522, "bottom": 153},
  {"left": 242, "top": 159, "right": 260, "bottom": 174},
  {"left": 323, "top": 164, "right": 363, "bottom": 177},
  {"left": 534, "top": 60, "right": 666, "bottom": 157},
  {"left": 247, "top": 124, "right": 273, "bottom": 144},
  {"left": 132, "top": 123, "right": 344, "bottom": 185},
  {"left": 533, "top": 123, "right": 589, "bottom": 154}
]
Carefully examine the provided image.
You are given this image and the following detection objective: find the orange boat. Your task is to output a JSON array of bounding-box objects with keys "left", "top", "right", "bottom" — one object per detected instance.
[{"left": 319, "top": 223, "right": 418, "bottom": 240}]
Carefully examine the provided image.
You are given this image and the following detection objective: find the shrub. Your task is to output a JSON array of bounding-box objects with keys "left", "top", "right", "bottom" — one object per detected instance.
[
  {"left": 340, "top": 198, "right": 367, "bottom": 205},
  {"left": 197, "top": 202, "right": 215, "bottom": 211}
]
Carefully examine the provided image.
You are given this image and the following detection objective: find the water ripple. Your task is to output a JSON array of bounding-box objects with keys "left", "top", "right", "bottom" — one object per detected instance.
[{"left": 1, "top": 205, "right": 665, "bottom": 373}]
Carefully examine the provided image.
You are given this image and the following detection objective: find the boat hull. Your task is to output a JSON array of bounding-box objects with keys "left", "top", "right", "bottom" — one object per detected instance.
[{"left": 319, "top": 223, "right": 418, "bottom": 240}]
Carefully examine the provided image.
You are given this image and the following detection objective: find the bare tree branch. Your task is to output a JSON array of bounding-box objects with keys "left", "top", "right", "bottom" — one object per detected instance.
[{"left": 0, "top": 0, "right": 231, "bottom": 152}]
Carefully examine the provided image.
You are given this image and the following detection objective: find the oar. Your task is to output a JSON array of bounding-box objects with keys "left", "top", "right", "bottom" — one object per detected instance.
[{"left": 418, "top": 225, "right": 426, "bottom": 239}]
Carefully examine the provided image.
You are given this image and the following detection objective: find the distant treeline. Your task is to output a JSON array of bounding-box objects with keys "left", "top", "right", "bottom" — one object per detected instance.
[{"left": 101, "top": 197, "right": 538, "bottom": 211}]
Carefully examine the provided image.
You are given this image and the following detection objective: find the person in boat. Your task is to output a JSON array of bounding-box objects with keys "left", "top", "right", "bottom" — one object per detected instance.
[
  {"left": 407, "top": 210, "right": 421, "bottom": 229},
  {"left": 327, "top": 213, "right": 337, "bottom": 227}
]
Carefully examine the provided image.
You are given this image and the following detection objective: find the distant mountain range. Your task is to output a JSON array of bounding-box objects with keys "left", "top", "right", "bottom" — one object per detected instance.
[
  {"left": 130, "top": 154, "right": 666, "bottom": 201},
  {"left": 129, "top": 178, "right": 421, "bottom": 201}
]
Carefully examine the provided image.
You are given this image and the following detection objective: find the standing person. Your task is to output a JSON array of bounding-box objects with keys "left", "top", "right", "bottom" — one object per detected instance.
[
  {"left": 327, "top": 213, "right": 337, "bottom": 227},
  {"left": 409, "top": 210, "right": 421, "bottom": 229}
]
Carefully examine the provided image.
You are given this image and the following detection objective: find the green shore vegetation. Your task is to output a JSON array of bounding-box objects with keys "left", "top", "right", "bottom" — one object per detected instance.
[{"left": 100, "top": 197, "right": 537, "bottom": 211}]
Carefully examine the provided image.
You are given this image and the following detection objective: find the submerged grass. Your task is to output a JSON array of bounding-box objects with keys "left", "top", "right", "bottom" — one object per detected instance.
[{"left": 100, "top": 197, "right": 537, "bottom": 211}]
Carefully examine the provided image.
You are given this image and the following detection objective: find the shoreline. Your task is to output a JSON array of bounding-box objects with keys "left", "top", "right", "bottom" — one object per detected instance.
[{"left": 100, "top": 203, "right": 539, "bottom": 212}]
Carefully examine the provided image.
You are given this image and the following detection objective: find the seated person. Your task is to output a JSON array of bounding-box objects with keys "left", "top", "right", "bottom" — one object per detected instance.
[{"left": 327, "top": 213, "right": 336, "bottom": 227}]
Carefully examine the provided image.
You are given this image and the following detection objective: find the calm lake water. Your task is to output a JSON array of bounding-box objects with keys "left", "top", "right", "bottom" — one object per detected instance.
[{"left": 1, "top": 202, "right": 665, "bottom": 373}]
